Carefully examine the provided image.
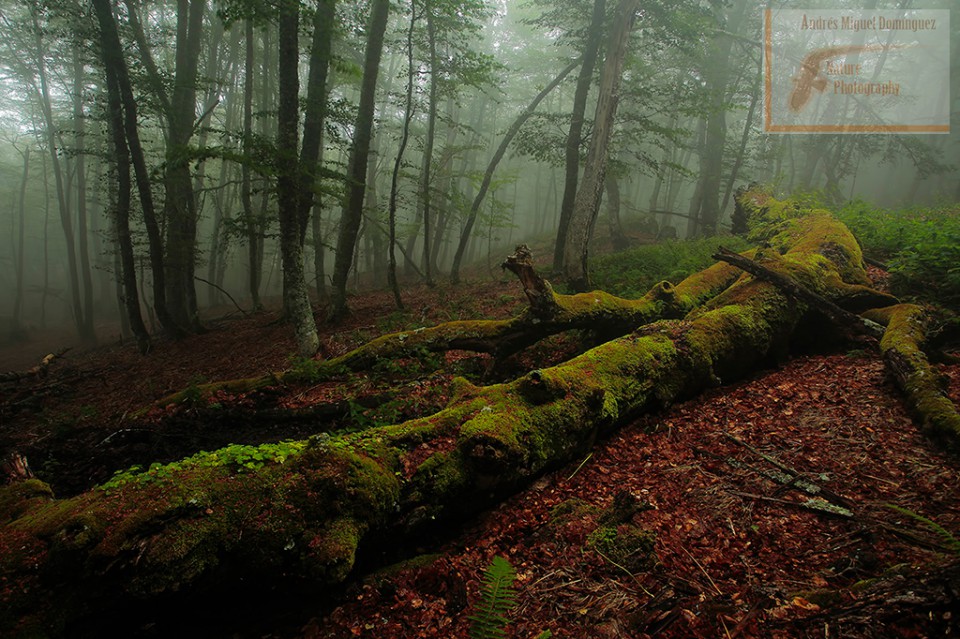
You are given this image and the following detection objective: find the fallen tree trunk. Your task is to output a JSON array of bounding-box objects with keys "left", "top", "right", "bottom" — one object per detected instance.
[
  {"left": 864, "top": 303, "right": 960, "bottom": 446},
  {"left": 0, "top": 188, "right": 952, "bottom": 636}
]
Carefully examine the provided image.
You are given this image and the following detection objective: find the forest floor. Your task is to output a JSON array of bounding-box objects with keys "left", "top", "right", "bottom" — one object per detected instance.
[{"left": 1, "top": 268, "right": 959, "bottom": 638}]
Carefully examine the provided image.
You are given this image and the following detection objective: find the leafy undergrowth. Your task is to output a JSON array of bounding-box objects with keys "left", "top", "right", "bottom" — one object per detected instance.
[
  {"left": 589, "top": 236, "right": 751, "bottom": 298},
  {"left": 830, "top": 199, "right": 960, "bottom": 309}
]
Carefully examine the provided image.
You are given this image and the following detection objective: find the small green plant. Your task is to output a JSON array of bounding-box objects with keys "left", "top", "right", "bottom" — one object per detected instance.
[
  {"left": 179, "top": 376, "right": 208, "bottom": 408},
  {"left": 884, "top": 503, "right": 960, "bottom": 554},
  {"left": 834, "top": 200, "right": 960, "bottom": 308},
  {"left": 99, "top": 440, "right": 307, "bottom": 492},
  {"left": 468, "top": 555, "right": 518, "bottom": 639}
]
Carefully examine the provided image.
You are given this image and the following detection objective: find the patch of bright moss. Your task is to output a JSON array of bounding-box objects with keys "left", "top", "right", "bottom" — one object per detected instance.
[{"left": 586, "top": 523, "right": 656, "bottom": 572}]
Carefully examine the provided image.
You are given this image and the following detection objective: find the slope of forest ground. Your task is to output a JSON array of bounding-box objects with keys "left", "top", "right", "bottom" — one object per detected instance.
[{"left": 1, "top": 240, "right": 959, "bottom": 637}]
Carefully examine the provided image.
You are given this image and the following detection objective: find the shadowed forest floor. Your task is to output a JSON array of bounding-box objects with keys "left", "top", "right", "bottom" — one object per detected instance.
[{"left": 1, "top": 269, "right": 959, "bottom": 638}]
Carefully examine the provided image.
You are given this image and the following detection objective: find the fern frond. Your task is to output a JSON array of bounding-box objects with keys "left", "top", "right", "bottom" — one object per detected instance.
[
  {"left": 884, "top": 503, "right": 960, "bottom": 554},
  {"left": 468, "top": 556, "right": 518, "bottom": 639}
]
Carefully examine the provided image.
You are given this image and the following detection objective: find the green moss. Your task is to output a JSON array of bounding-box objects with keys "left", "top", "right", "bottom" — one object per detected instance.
[
  {"left": 0, "top": 480, "right": 54, "bottom": 523},
  {"left": 303, "top": 517, "right": 362, "bottom": 582},
  {"left": 586, "top": 524, "right": 656, "bottom": 572},
  {"left": 549, "top": 498, "right": 600, "bottom": 523},
  {"left": 877, "top": 304, "right": 960, "bottom": 444}
]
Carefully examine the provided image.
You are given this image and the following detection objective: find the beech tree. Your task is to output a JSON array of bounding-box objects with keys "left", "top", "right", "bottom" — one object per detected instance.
[
  {"left": 561, "top": 0, "right": 641, "bottom": 291},
  {"left": 276, "top": 0, "right": 319, "bottom": 356},
  {"left": 329, "top": 0, "right": 390, "bottom": 321}
]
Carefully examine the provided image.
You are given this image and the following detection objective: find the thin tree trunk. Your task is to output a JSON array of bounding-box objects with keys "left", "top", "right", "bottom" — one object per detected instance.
[
  {"left": 605, "top": 176, "right": 628, "bottom": 251},
  {"left": 721, "top": 66, "right": 761, "bottom": 214},
  {"left": 30, "top": 7, "right": 84, "bottom": 338},
  {"left": 330, "top": 0, "right": 390, "bottom": 320},
  {"left": 386, "top": 3, "right": 420, "bottom": 310},
  {"left": 562, "top": 0, "right": 640, "bottom": 291},
  {"left": 450, "top": 58, "right": 581, "bottom": 283},
  {"left": 102, "top": 0, "right": 180, "bottom": 337},
  {"left": 298, "top": 0, "right": 336, "bottom": 240},
  {"left": 92, "top": 0, "right": 150, "bottom": 351},
  {"left": 553, "top": 0, "right": 606, "bottom": 273},
  {"left": 418, "top": 0, "right": 438, "bottom": 286},
  {"left": 277, "top": 0, "right": 319, "bottom": 356},
  {"left": 12, "top": 147, "right": 29, "bottom": 331},
  {"left": 73, "top": 47, "right": 95, "bottom": 340},
  {"left": 240, "top": 19, "right": 261, "bottom": 310}
]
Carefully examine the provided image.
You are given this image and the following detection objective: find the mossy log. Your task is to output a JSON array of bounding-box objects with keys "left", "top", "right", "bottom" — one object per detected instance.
[
  {"left": 153, "top": 245, "right": 746, "bottom": 408},
  {"left": 863, "top": 303, "right": 960, "bottom": 446},
  {"left": 1, "top": 188, "right": 953, "bottom": 636}
]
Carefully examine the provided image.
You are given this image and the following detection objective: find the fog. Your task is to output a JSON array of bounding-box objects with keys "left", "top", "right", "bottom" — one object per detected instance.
[{"left": 0, "top": 0, "right": 956, "bottom": 354}]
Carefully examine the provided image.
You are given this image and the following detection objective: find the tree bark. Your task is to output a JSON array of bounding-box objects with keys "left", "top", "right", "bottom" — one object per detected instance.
[
  {"left": 330, "top": 0, "right": 390, "bottom": 321},
  {"left": 162, "top": 0, "right": 206, "bottom": 333},
  {"left": 277, "top": 0, "right": 319, "bottom": 357},
  {"left": 6, "top": 189, "right": 955, "bottom": 637},
  {"left": 561, "top": 0, "right": 640, "bottom": 291},
  {"left": 108, "top": 0, "right": 181, "bottom": 338},
  {"left": 73, "top": 47, "right": 96, "bottom": 341},
  {"left": 298, "top": 0, "right": 336, "bottom": 241},
  {"left": 92, "top": 0, "right": 150, "bottom": 352},
  {"left": 419, "top": 0, "right": 439, "bottom": 286},
  {"left": 553, "top": 0, "right": 606, "bottom": 273},
  {"left": 385, "top": 3, "right": 420, "bottom": 311},
  {"left": 12, "top": 146, "right": 29, "bottom": 331},
  {"left": 240, "top": 19, "right": 262, "bottom": 310}
]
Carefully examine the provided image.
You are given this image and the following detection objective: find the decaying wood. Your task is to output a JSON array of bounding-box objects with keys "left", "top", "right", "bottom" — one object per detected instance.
[
  {"left": 863, "top": 303, "right": 960, "bottom": 447},
  {"left": 1, "top": 454, "right": 35, "bottom": 482},
  {"left": 0, "top": 349, "right": 69, "bottom": 383},
  {"left": 0, "top": 188, "right": 954, "bottom": 637},
  {"left": 778, "top": 558, "right": 960, "bottom": 636},
  {"left": 723, "top": 432, "right": 853, "bottom": 509},
  {"left": 713, "top": 246, "right": 885, "bottom": 340}
]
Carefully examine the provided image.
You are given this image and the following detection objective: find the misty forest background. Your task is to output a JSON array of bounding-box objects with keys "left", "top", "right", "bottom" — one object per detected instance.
[{"left": 0, "top": 0, "right": 957, "bottom": 357}]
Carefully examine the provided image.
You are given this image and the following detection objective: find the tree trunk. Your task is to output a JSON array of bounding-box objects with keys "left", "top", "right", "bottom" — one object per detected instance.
[
  {"left": 12, "top": 146, "right": 29, "bottom": 331},
  {"left": 110, "top": 0, "right": 181, "bottom": 338},
  {"left": 330, "top": 0, "right": 390, "bottom": 320},
  {"left": 29, "top": 7, "right": 85, "bottom": 340},
  {"left": 73, "top": 47, "right": 96, "bottom": 341},
  {"left": 7, "top": 188, "right": 949, "bottom": 637},
  {"left": 163, "top": 0, "right": 206, "bottom": 333},
  {"left": 241, "top": 19, "right": 262, "bottom": 310},
  {"left": 553, "top": 0, "right": 606, "bottom": 273},
  {"left": 385, "top": 3, "right": 420, "bottom": 311},
  {"left": 561, "top": 0, "right": 640, "bottom": 291},
  {"left": 92, "top": 0, "right": 150, "bottom": 352},
  {"left": 450, "top": 58, "right": 581, "bottom": 284},
  {"left": 298, "top": 0, "right": 336, "bottom": 241},
  {"left": 419, "top": 0, "right": 439, "bottom": 286},
  {"left": 696, "top": 0, "right": 748, "bottom": 237},
  {"left": 277, "top": 0, "right": 319, "bottom": 357},
  {"left": 605, "top": 176, "right": 628, "bottom": 251}
]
